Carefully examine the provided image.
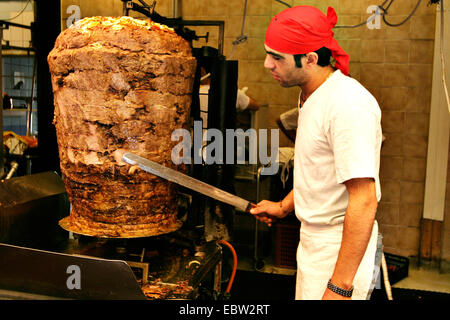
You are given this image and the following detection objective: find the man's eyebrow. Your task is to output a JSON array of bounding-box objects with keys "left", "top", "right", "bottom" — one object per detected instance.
[{"left": 265, "top": 50, "right": 284, "bottom": 59}]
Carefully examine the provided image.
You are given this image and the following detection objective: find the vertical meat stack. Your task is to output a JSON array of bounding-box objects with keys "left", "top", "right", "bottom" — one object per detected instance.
[{"left": 48, "top": 16, "right": 196, "bottom": 237}]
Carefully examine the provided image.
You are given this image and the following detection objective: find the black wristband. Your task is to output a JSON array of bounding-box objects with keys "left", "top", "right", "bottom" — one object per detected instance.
[{"left": 327, "top": 279, "right": 353, "bottom": 298}]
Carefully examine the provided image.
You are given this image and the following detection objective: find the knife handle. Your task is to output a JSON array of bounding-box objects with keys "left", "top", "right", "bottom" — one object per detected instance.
[
  {"left": 245, "top": 202, "right": 277, "bottom": 227},
  {"left": 245, "top": 202, "right": 257, "bottom": 213}
]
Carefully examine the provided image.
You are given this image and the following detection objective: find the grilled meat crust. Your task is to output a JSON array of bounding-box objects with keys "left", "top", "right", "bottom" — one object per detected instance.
[{"left": 48, "top": 16, "right": 196, "bottom": 237}]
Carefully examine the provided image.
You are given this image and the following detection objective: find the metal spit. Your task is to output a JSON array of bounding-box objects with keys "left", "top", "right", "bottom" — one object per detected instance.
[{"left": 0, "top": 24, "right": 4, "bottom": 179}]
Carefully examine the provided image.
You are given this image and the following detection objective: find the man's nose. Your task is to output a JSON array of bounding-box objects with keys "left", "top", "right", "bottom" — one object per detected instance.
[{"left": 264, "top": 55, "right": 274, "bottom": 69}]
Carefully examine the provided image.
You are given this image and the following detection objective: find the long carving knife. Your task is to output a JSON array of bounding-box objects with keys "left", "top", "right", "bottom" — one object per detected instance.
[{"left": 123, "top": 152, "right": 254, "bottom": 212}]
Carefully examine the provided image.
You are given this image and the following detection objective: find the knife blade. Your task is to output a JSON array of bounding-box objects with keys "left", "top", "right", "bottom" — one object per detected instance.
[{"left": 122, "top": 152, "right": 254, "bottom": 212}]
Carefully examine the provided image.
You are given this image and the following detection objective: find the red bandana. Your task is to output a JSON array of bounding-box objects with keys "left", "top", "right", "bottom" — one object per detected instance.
[{"left": 265, "top": 6, "right": 350, "bottom": 76}]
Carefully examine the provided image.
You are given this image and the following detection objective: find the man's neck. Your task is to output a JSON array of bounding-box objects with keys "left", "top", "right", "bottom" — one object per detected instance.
[{"left": 300, "top": 66, "right": 334, "bottom": 102}]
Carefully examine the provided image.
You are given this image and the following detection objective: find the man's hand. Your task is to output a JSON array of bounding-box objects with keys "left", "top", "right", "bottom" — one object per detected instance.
[{"left": 249, "top": 195, "right": 293, "bottom": 226}]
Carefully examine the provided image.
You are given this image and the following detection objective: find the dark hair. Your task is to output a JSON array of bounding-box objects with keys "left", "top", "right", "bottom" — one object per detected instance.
[{"left": 293, "top": 47, "right": 332, "bottom": 68}]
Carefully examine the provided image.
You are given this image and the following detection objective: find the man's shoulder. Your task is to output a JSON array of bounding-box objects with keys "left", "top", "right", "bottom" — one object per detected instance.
[
  {"left": 332, "top": 72, "right": 379, "bottom": 106},
  {"left": 334, "top": 72, "right": 369, "bottom": 93},
  {"left": 325, "top": 72, "right": 381, "bottom": 120}
]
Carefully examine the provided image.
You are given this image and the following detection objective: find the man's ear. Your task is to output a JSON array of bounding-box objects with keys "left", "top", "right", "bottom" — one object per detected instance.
[{"left": 306, "top": 52, "right": 319, "bottom": 66}]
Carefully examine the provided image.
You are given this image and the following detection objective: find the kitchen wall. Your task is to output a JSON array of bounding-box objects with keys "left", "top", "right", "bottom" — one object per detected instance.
[
  {"left": 59, "top": 0, "right": 447, "bottom": 266},
  {"left": 182, "top": 0, "right": 441, "bottom": 265},
  {"left": 0, "top": 0, "right": 34, "bottom": 48},
  {"left": 1, "top": 0, "right": 37, "bottom": 135}
]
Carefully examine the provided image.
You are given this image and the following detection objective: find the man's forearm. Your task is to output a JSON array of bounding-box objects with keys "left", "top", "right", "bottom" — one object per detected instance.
[
  {"left": 330, "top": 201, "right": 377, "bottom": 290},
  {"left": 327, "top": 178, "right": 378, "bottom": 295},
  {"left": 280, "top": 190, "right": 295, "bottom": 215}
]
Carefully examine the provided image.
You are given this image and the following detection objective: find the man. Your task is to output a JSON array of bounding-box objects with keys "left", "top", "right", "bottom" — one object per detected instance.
[{"left": 250, "top": 6, "right": 382, "bottom": 300}]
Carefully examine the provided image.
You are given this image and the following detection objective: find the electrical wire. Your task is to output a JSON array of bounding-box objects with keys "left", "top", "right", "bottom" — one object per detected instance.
[
  {"left": 335, "top": 0, "right": 449, "bottom": 115},
  {"left": 229, "top": 0, "right": 291, "bottom": 59},
  {"left": 382, "top": 0, "right": 422, "bottom": 27},
  {"left": 335, "top": 0, "right": 389, "bottom": 29},
  {"left": 238, "top": 0, "right": 248, "bottom": 39},
  {"left": 275, "top": 0, "right": 291, "bottom": 8},
  {"left": 335, "top": 0, "right": 422, "bottom": 29},
  {"left": 3, "top": 0, "right": 32, "bottom": 21},
  {"left": 229, "top": 0, "right": 248, "bottom": 60},
  {"left": 439, "top": 0, "right": 450, "bottom": 115},
  {"left": 218, "top": 239, "right": 237, "bottom": 294}
]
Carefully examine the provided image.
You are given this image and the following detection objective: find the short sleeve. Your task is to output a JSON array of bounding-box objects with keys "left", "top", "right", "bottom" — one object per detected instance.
[{"left": 328, "top": 103, "right": 380, "bottom": 184}]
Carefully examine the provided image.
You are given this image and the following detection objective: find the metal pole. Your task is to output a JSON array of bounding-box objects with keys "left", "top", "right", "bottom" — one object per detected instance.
[
  {"left": 0, "top": 26, "right": 4, "bottom": 179},
  {"left": 253, "top": 166, "right": 262, "bottom": 270},
  {"left": 26, "top": 55, "right": 37, "bottom": 136},
  {"left": 172, "top": 0, "right": 181, "bottom": 18}
]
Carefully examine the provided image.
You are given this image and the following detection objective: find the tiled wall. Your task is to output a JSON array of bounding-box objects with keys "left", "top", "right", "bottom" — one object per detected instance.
[
  {"left": 60, "top": 0, "right": 444, "bottom": 261},
  {"left": 1, "top": 56, "right": 37, "bottom": 136},
  {"left": 179, "top": 0, "right": 438, "bottom": 259},
  {"left": 356, "top": 1, "right": 436, "bottom": 259},
  {"left": 2, "top": 55, "right": 37, "bottom": 106},
  {"left": 2, "top": 109, "right": 37, "bottom": 136},
  {"left": 1, "top": 1, "right": 37, "bottom": 135},
  {"left": 0, "top": 1, "right": 34, "bottom": 49}
]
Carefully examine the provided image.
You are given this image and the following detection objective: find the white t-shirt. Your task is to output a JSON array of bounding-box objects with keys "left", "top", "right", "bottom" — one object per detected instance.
[{"left": 293, "top": 70, "right": 382, "bottom": 226}]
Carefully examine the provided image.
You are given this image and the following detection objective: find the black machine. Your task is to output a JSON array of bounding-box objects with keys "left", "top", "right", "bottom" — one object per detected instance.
[
  {"left": 0, "top": 1, "right": 240, "bottom": 300},
  {"left": 120, "top": 0, "right": 239, "bottom": 241},
  {"left": 0, "top": 171, "right": 225, "bottom": 300}
]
